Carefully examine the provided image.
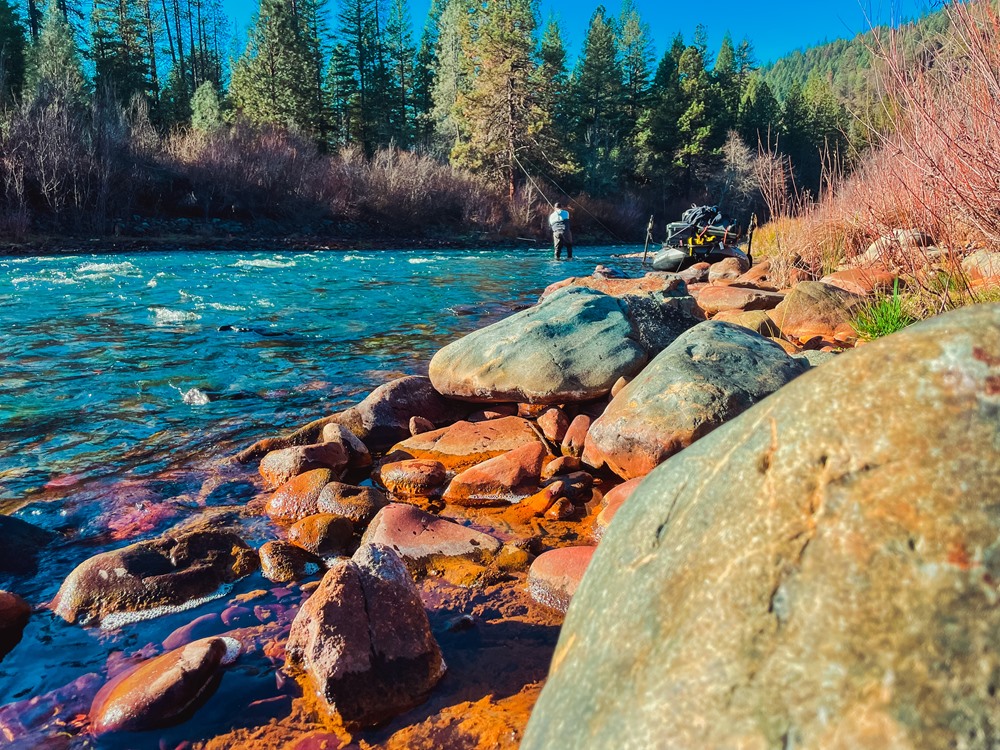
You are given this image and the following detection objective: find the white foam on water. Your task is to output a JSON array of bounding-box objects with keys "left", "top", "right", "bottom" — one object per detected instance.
[
  {"left": 219, "top": 636, "right": 243, "bottom": 665},
  {"left": 342, "top": 254, "right": 365, "bottom": 261},
  {"left": 76, "top": 261, "right": 142, "bottom": 280},
  {"left": 178, "top": 387, "right": 211, "bottom": 405},
  {"left": 150, "top": 307, "right": 200, "bottom": 325},
  {"left": 233, "top": 258, "right": 296, "bottom": 269},
  {"left": 407, "top": 257, "right": 437, "bottom": 264},
  {"left": 11, "top": 273, "right": 78, "bottom": 285},
  {"left": 100, "top": 583, "right": 234, "bottom": 630},
  {"left": 207, "top": 303, "right": 246, "bottom": 312},
  {"left": 255, "top": 298, "right": 275, "bottom": 308}
]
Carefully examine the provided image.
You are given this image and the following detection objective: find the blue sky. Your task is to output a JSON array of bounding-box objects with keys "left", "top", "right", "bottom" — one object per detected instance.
[{"left": 223, "top": 0, "right": 935, "bottom": 66}]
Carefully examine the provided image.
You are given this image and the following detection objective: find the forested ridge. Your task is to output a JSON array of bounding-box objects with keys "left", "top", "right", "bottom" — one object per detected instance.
[{"left": 0, "top": 0, "right": 933, "bottom": 241}]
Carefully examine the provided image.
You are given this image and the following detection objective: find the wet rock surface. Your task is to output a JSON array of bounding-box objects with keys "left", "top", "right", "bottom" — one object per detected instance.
[
  {"left": 259, "top": 443, "right": 348, "bottom": 490},
  {"left": 362, "top": 504, "right": 502, "bottom": 568},
  {"left": 316, "top": 481, "right": 388, "bottom": 524},
  {"left": 0, "top": 516, "right": 56, "bottom": 577},
  {"left": 260, "top": 540, "right": 324, "bottom": 583},
  {"left": 51, "top": 527, "right": 259, "bottom": 625},
  {"left": 266, "top": 468, "right": 337, "bottom": 523},
  {"left": 524, "top": 304, "right": 1000, "bottom": 750},
  {"left": 442, "top": 443, "right": 549, "bottom": 506},
  {"left": 0, "top": 591, "right": 30, "bottom": 660}
]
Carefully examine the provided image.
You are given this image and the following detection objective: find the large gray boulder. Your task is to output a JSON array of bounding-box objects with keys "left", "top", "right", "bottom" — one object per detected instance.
[
  {"left": 583, "top": 321, "right": 807, "bottom": 479},
  {"left": 429, "top": 286, "right": 696, "bottom": 404},
  {"left": 524, "top": 304, "right": 1000, "bottom": 750}
]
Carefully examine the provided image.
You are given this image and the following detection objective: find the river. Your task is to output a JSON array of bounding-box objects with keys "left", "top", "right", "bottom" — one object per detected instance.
[{"left": 0, "top": 246, "right": 638, "bottom": 747}]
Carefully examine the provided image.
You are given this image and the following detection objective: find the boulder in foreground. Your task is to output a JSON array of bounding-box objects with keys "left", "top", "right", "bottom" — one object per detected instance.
[
  {"left": 523, "top": 304, "right": 1000, "bottom": 750},
  {"left": 287, "top": 544, "right": 445, "bottom": 728}
]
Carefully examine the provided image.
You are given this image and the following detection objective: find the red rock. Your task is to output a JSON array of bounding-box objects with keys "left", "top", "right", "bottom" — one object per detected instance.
[
  {"left": 562, "top": 415, "right": 591, "bottom": 458},
  {"left": 541, "top": 455, "right": 582, "bottom": 480},
  {"left": 518, "top": 403, "right": 550, "bottom": 418},
  {"left": 266, "top": 469, "right": 336, "bottom": 523},
  {"left": 522, "top": 485, "right": 560, "bottom": 516},
  {"left": 443, "top": 443, "right": 550, "bottom": 506},
  {"left": 676, "top": 263, "right": 711, "bottom": 284},
  {"left": 539, "top": 273, "right": 689, "bottom": 301},
  {"left": 90, "top": 637, "right": 240, "bottom": 734},
  {"left": 259, "top": 443, "right": 347, "bottom": 490},
  {"left": 379, "top": 459, "right": 448, "bottom": 498},
  {"left": 260, "top": 541, "right": 324, "bottom": 583},
  {"left": 528, "top": 547, "right": 597, "bottom": 613},
  {"left": 162, "top": 613, "right": 223, "bottom": 651},
  {"left": 386, "top": 417, "right": 544, "bottom": 473},
  {"left": 594, "top": 478, "right": 644, "bottom": 541},
  {"left": 408, "top": 416, "right": 435, "bottom": 436},
  {"left": 545, "top": 498, "right": 575, "bottom": 520},
  {"left": 708, "top": 256, "right": 749, "bottom": 282},
  {"left": 361, "top": 504, "right": 502, "bottom": 567},
  {"left": 820, "top": 268, "right": 899, "bottom": 296},
  {"left": 286, "top": 545, "right": 445, "bottom": 728},
  {"left": 768, "top": 336, "right": 799, "bottom": 355},
  {"left": 695, "top": 285, "right": 784, "bottom": 317},
  {"left": 962, "top": 249, "right": 1000, "bottom": 281},
  {"left": 537, "top": 407, "right": 570, "bottom": 443},
  {"left": 733, "top": 259, "right": 780, "bottom": 291},
  {"left": 316, "top": 482, "right": 387, "bottom": 525},
  {"left": 289, "top": 514, "right": 355, "bottom": 557},
  {"left": 320, "top": 424, "right": 372, "bottom": 470},
  {"left": 0, "top": 591, "right": 30, "bottom": 660}
]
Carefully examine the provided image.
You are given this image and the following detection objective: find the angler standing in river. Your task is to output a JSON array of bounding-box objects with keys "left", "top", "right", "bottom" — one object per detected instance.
[{"left": 548, "top": 202, "right": 573, "bottom": 260}]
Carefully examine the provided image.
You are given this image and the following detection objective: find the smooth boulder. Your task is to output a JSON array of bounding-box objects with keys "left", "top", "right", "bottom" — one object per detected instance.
[
  {"left": 51, "top": 528, "right": 258, "bottom": 625},
  {"left": 286, "top": 544, "right": 445, "bottom": 727},
  {"left": 442, "top": 443, "right": 549, "bottom": 506},
  {"left": 767, "top": 280, "right": 863, "bottom": 342},
  {"left": 385, "top": 416, "right": 543, "bottom": 473},
  {"left": 584, "top": 321, "right": 806, "bottom": 479},
  {"left": 362, "top": 504, "right": 502, "bottom": 568},
  {"left": 430, "top": 287, "right": 659, "bottom": 404},
  {"left": 523, "top": 304, "right": 1000, "bottom": 750}
]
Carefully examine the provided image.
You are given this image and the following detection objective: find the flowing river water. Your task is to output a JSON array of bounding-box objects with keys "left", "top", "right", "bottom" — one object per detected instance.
[{"left": 0, "top": 246, "right": 640, "bottom": 748}]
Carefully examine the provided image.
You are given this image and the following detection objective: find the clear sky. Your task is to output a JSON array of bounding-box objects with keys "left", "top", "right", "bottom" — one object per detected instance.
[{"left": 223, "top": 0, "right": 934, "bottom": 66}]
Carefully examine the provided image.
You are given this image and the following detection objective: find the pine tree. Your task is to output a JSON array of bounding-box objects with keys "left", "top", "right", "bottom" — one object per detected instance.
[
  {"left": 229, "top": 0, "right": 325, "bottom": 138},
  {"left": 91, "top": 0, "right": 151, "bottom": 104},
  {"left": 411, "top": 0, "right": 446, "bottom": 147},
  {"left": 0, "top": 0, "right": 26, "bottom": 101},
  {"left": 191, "top": 79, "right": 220, "bottom": 130},
  {"left": 532, "top": 16, "right": 575, "bottom": 177},
  {"left": 450, "top": 0, "right": 544, "bottom": 201},
  {"left": 333, "top": 0, "right": 385, "bottom": 149},
  {"left": 25, "top": 0, "right": 86, "bottom": 102},
  {"left": 429, "top": 0, "right": 470, "bottom": 156},
  {"left": 570, "top": 5, "right": 626, "bottom": 196},
  {"left": 634, "top": 36, "right": 684, "bottom": 189},
  {"left": 737, "top": 72, "right": 779, "bottom": 148},
  {"left": 616, "top": 0, "right": 651, "bottom": 124},
  {"left": 713, "top": 32, "right": 739, "bottom": 126},
  {"left": 675, "top": 40, "right": 723, "bottom": 190},
  {"left": 384, "top": 0, "right": 415, "bottom": 145},
  {"left": 779, "top": 79, "right": 811, "bottom": 180}
]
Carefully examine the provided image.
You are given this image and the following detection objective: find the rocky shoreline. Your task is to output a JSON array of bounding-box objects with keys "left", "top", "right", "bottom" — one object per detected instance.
[{"left": 2, "top": 245, "right": 999, "bottom": 748}]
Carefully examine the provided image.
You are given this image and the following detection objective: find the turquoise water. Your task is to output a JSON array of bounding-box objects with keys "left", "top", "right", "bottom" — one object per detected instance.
[{"left": 0, "top": 247, "right": 638, "bottom": 747}]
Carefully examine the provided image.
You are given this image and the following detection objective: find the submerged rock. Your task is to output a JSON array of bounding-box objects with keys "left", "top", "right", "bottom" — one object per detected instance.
[
  {"left": 0, "top": 591, "right": 30, "bottom": 660},
  {"left": 287, "top": 544, "right": 445, "bottom": 728},
  {"left": 584, "top": 321, "right": 806, "bottom": 479},
  {"left": 90, "top": 636, "right": 241, "bottom": 734},
  {"left": 51, "top": 528, "right": 258, "bottom": 626},
  {"left": 523, "top": 304, "right": 1000, "bottom": 750},
  {"left": 0, "top": 516, "right": 56, "bottom": 578}
]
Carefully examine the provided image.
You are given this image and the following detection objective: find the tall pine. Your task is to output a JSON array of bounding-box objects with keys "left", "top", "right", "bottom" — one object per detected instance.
[{"left": 0, "top": 0, "right": 26, "bottom": 101}]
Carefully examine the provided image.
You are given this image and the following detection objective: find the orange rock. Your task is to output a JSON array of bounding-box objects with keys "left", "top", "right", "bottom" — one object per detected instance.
[
  {"left": 259, "top": 443, "right": 346, "bottom": 490},
  {"left": 594, "top": 478, "right": 645, "bottom": 541},
  {"left": 610, "top": 376, "right": 630, "bottom": 397},
  {"left": 539, "top": 273, "right": 688, "bottom": 301},
  {"left": 561, "top": 415, "right": 591, "bottom": 458},
  {"left": 443, "top": 443, "right": 550, "bottom": 507},
  {"left": 820, "top": 268, "right": 899, "bottom": 296},
  {"left": 385, "top": 417, "right": 544, "bottom": 473},
  {"left": 362, "top": 504, "right": 502, "bottom": 567},
  {"left": 733, "top": 259, "right": 779, "bottom": 291},
  {"left": 289, "top": 514, "right": 355, "bottom": 557},
  {"left": 266, "top": 469, "right": 336, "bottom": 523},
  {"left": 767, "top": 281, "right": 862, "bottom": 342},
  {"left": 768, "top": 337, "right": 799, "bottom": 355},
  {"left": 528, "top": 547, "right": 596, "bottom": 613},
  {"left": 408, "top": 416, "right": 435, "bottom": 436},
  {"left": 379, "top": 459, "right": 448, "bottom": 498},
  {"left": 537, "top": 407, "right": 570, "bottom": 443},
  {"left": 708, "top": 257, "right": 749, "bottom": 282},
  {"left": 541, "top": 455, "right": 582, "bottom": 480},
  {"left": 695, "top": 285, "right": 784, "bottom": 317}
]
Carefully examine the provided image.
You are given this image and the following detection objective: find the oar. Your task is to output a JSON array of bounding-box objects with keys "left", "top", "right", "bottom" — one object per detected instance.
[{"left": 641, "top": 215, "right": 654, "bottom": 266}]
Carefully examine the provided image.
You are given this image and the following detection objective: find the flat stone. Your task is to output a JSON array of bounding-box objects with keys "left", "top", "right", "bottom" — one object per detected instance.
[
  {"left": 385, "top": 417, "right": 543, "bottom": 473},
  {"left": 733, "top": 259, "right": 780, "bottom": 291},
  {"left": 539, "top": 273, "right": 690, "bottom": 302},
  {"left": 541, "top": 455, "right": 583, "bottom": 481},
  {"left": 443, "top": 443, "right": 550, "bottom": 506},
  {"left": 584, "top": 321, "right": 807, "bottom": 479},
  {"left": 265, "top": 469, "right": 336, "bottom": 523},
  {"left": 696, "top": 285, "right": 784, "bottom": 317},
  {"left": 362, "top": 504, "right": 502, "bottom": 567},
  {"left": 522, "top": 303, "right": 1000, "bottom": 750},
  {"left": 527, "top": 547, "right": 596, "bottom": 613}
]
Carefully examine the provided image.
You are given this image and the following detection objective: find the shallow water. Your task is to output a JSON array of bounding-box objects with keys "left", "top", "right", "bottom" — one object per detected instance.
[{"left": 0, "top": 246, "right": 638, "bottom": 747}]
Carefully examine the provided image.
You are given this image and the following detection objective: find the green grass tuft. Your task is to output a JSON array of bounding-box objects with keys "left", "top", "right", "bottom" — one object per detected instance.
[{"left": 853, "top": 281, "right": 919, "bottom": 341}]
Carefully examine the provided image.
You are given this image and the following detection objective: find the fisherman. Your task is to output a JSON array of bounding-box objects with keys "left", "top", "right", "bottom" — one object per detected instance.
[{"left": 548, "top": 201, "right": 573, "bottom": 260}]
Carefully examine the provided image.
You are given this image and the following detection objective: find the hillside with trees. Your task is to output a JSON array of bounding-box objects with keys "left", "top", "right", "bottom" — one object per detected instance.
[{"left": 0, "top": 0, "right": 933, "bottom": 245}]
